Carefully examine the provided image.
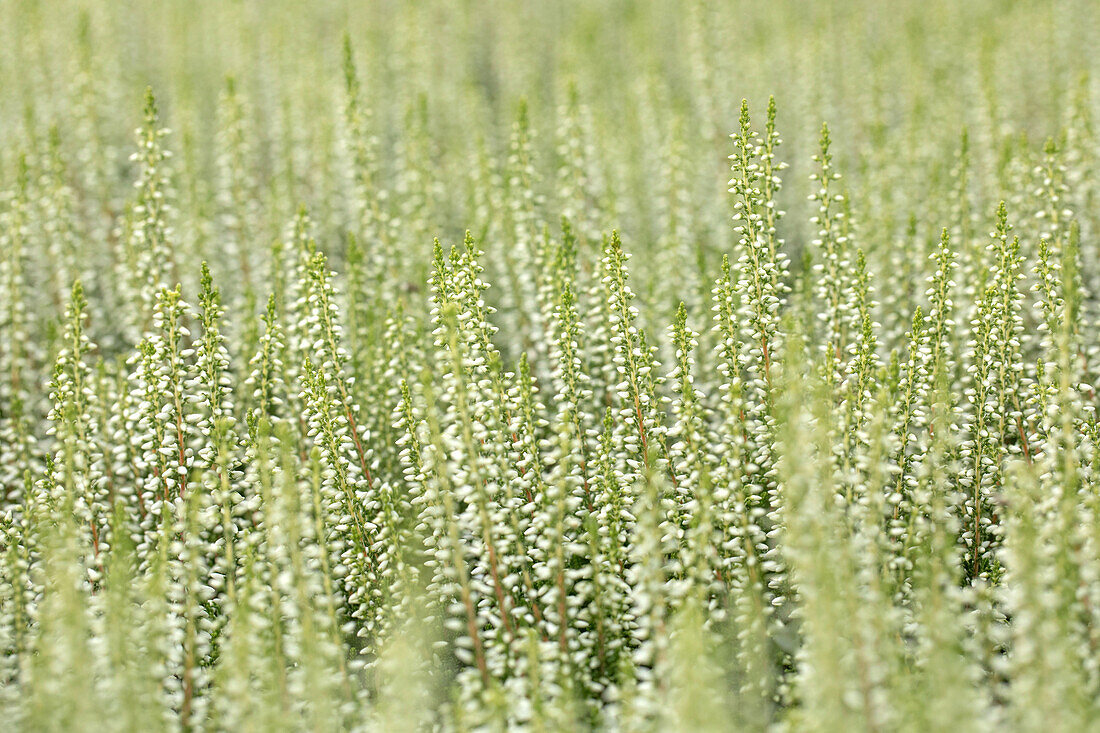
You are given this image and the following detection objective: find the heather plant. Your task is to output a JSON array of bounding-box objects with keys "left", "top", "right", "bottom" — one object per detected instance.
[{"left": 4, "top": 0, "right": 1100, "bottom": 730}]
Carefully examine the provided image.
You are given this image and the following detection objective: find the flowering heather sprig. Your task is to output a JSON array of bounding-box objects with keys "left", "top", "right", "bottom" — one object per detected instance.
[
  {"left": 602, "top": 231, "right": 668, "bottom": 481},
  {"left": 959, "top": 203, "right": 1025, "bottom": 582},
  {"left": 1035, "top": 137, "right": 1072, "bottom": 253},
  {"left": 300, "top": 354, "right": 386, "bottom": 647},
  {"left": 39, "top": 128, "right": 81, "bottom": 313},
  {"left": 726, "top": 101, "right": 793, "bottom": 653},
  {"left": 341, "top": 37, "right": 392, "bottom": 300},
  {"left": 555, "top": 84, "right": 604, "bottom": 248},
  {"left": 45, "top": 282, "right": 108, "bottom": 569},
  {"left": 127, "top": 89, "right": 177, "bottom": 325},
  {"left": 128, "top": 285, "right": 195, "bottom": 556},
  {"left": 213, "top": 78, "right": 262, "bottom": 309},
  {"left": 729, "top": 99, "right": 788, "bottom": 395},
  {"left": 0, "top": 158, "right": 41, "bottom": 509},
  {"left": 667, "top": 302, "right": 719, "bottom": 590},
  {"left": 810, "top": 122, "right": 855, "bottom": 389}
]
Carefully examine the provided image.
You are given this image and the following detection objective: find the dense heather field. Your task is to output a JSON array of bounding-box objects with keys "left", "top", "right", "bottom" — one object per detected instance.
[{"left": 3, "top": 0, "right": 1100, "bottom": 730}]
